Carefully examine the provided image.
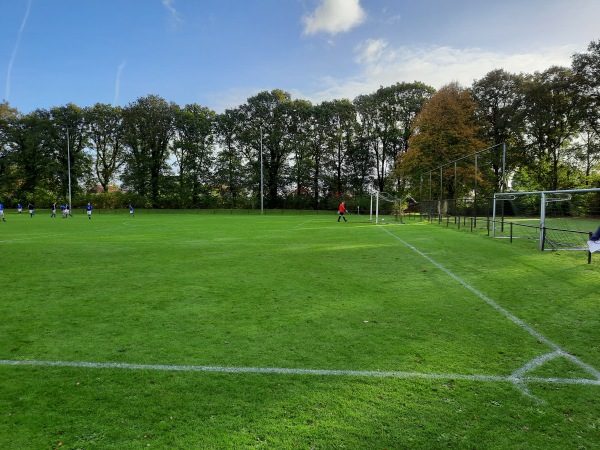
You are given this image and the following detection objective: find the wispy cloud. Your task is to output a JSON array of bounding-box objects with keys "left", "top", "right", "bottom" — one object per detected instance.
[
  {"left": 191, "top": 38, "right": 583, "bottom": 115},
  {"left": 305, "top": 41, "right": 580, "bottom": 103},
  {"left": 162, "top": 0, "right": 182, "bottom": 25},
  {"left": 303, "top": 0, "right": 365, "bottom": 36},
  {"left": 113, "top": 60, "right": 126, "bottom": 106},
  {"left": 5, "top": 0, "right": 32, "bottom": 101},
  {"left": 356, "top": 41, "right": 579, "bottom": 88}
]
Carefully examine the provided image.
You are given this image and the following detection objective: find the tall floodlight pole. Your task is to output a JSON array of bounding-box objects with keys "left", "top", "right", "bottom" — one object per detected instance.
[
  {"left": 429, "top": 171, "right": 432, "bottom": 201},
  {"left": 502, "top": 142, "right": 506, "bottom": 192},
  {"left": 474, "top": 153, "right": 478, "bottom": 227},
  {"left": 375, "top": 191, "right": 380, "bottom": 224},
  {"left": 260, "top": 126, "right": 264, "bottom": 214},
  {"left": 67, "top": 128, "right": 72, "bottom": 212},
  {"left": 439, "top": 167, "right": 443, "bottom": 216}
]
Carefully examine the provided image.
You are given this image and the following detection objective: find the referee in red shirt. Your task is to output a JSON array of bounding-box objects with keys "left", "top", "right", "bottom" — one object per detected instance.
[{"left": 337, "top": 201, "right": 347, "bottom": 222}]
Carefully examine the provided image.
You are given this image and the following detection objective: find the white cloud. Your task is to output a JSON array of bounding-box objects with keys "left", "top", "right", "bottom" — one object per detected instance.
[
  {"left": 355, "top": 39, "right": 394, "bottom": 65},
  {"left": 385, "top": 14, "right": 402, "bottom": 25},
  {"left": 162, "top": 0, "right": 182, "bottom": 24},
  {"left": 306, "top": 41, "right": 581, "bottom": 103},
  {"left": 5, "top": 0, "right": 32, "bottom": 101},
  {"left": 113, "top": 60, "right": 127, "bottom": 106},
  {"left": 205, "top": 39, "right": 585, "bottom": 115},
  {"left": 303, "top": 0, "right": 365, "bottom": 35}
]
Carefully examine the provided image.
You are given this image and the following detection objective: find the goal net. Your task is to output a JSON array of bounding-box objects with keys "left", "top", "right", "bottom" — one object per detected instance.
[
  {"left": 492, "top": 188, "right": 600, "bottom": 251},
  {"left": 370, "top": 191, "right": 408, "bottom": 224}
]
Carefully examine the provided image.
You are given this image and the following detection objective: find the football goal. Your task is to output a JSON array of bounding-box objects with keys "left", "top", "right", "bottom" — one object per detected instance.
[
  {"left": 370, "top": 191, "right": 410, "bottom": 224},
  {"left": 492, "top": 188, "right": 600, "bottom": 251}
]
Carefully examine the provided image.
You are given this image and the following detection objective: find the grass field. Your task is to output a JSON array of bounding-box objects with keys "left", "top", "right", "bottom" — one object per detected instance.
[{"left": 1, "top": 210, "right": 599, "bottom": 449}]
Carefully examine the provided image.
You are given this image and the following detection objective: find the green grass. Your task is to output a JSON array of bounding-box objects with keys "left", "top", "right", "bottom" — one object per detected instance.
[{"left": 0, "top": 210, "right": 599, "bottom": 449}]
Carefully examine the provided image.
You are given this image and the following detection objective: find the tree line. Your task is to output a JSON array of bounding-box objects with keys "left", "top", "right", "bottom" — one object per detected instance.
[{"left": 0, "top": 39, "right": 598, "bottom": 210}]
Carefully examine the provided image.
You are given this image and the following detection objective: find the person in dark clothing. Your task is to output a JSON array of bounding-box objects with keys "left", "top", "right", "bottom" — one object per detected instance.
[{"left": 590, "top": 225, "right": 600, "bottom": 242}]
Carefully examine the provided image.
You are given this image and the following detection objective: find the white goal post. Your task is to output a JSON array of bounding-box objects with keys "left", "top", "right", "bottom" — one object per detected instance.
[
  {"left": 370, "top": 191, "right": 407, "bottom": 224},
  {"left": 492, "top": 188, "right": 600, "bottom": 250}
]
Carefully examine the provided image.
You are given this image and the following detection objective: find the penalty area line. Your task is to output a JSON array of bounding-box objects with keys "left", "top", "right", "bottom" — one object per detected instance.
[
  {"left": 0, "top": 359, "right": 599, "bottom": 387},
  {"left": 377, "top": 226, "right": 600, "bottom": 382}
]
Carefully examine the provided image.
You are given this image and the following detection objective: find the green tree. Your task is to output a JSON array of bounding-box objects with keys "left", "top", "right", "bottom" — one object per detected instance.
[
  {"left": 320, "top": 99, "right": 356, "bottom": 197},
  {"left": 520, "top": 67, "right": 581, "bottom": 190},
  {"left": 572, "top": 40, "right": 600, "bottom": 137},
  {"left": 172, "top": 103, "right": 216, "bottom": 207},
  {"left": 46, "top": 104, "right": 91, "bottom": 204},
  {"left": 471, "top": 69, "right": 527, "bottom": 192},
  {"left": 572, "top": 40, "right": 600, "bottom": 184},
  {"left": 238, "top": 89, "right": 293, "bottom": 208},
  {"left": 214, "top": 108, "right": 247, "bottom": 207},
  {"left": 283, "top": 99, "right": 314, "bottom": 208},
  {"left": 9, "top": 109, "right": 56, "bottom": 203},
  {"left": 122, "top": 95, "right": 176, "bottom": 207},
  {"left": 376, "top": 82, "right": 435, "bottom": 194},
  {"left": 346, "top": 130, "right": 373, "bottom": 198},
  {"left": 85, "top": 103, "right": 126, "bottom": 193},
  {"left": 0, "top": 102, "right": 20, "bottom": 202},
  {"left": 572, "top": 127, "right": 600, "bottom": 182},
  {"left": 354, "top": 93, "right": 383, "bottom": 191},
  {"left": 306, "top": 102, "right": 332, "bottom": 208}
]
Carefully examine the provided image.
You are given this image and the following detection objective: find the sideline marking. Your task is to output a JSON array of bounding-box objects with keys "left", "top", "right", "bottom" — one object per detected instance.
[
  {"left": 2, "top": 222, "right": 598, "bottom": 396},
  {"left": 378, "top": 226, "right": 600, "bottom": 389},
  {"left": 1, "top": 359, "right": 599, "bottom": 387}
]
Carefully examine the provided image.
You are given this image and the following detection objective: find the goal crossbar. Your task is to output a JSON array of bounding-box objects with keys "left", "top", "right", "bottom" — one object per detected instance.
[
  {"left": 370, "top": 191, "right": 405, "bottom": 224},
  {"left": 492, "top": 188, "right": 600, "bottom": 250}
]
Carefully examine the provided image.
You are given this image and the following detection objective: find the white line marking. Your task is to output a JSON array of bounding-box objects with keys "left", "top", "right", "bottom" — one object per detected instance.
[
  {"left": 510, "top": 350, "right": 563, "bottom": 380},
  {"left": 1, "top": 359, "right": 598, "bottom": 386},
  {"left": 378, "top": 226, "right": 600, "bottom": 384},
  {"left": 294, "top": 218, "right": 339, "bottom": 228},
  {"left": 293, "top": 219, "right": 323, "bottom": 228},
  {"left": 2, "top": 224, "right": 598, "bottom": 395}
]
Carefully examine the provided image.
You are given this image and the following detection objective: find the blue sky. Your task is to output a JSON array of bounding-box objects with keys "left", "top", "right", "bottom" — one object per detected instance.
[{"left": 1, "top": 0, "right": 599, "bottom": 114}]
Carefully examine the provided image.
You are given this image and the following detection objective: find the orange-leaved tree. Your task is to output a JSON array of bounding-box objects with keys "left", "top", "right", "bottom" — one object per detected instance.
[{"left": 396, "top": 82, "right": 487, "bottom": 200}]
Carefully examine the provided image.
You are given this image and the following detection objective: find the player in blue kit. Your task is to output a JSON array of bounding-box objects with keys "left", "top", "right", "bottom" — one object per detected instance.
[
  {"left": 0, "top": 203, "right": 5, "bottom": 222},
  {"left": 86, "top": 202, "right": 93, "bottom": 219}
]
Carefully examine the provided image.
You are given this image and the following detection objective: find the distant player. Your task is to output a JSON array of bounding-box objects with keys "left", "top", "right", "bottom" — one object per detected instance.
[
  {"left": 86, "top": 202, "right": 93, "bottom": 219},
  {"left": 17, "top": 203, "right": 22, "bottom": 215},
  {"left": 0, "top": 203, "right": 5, "bottom": 222},
  {"left": 129, "top": 204, "right": 135, "bottom": 217},
  {"left": 28, "top": 203, "right": 34, "bottom": 217},
  {"left": 337, "top": 201, "right": 347, "bottom": 222},
  {"left": 51, "top": 202, "right": 57, "bottom": 218}
]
